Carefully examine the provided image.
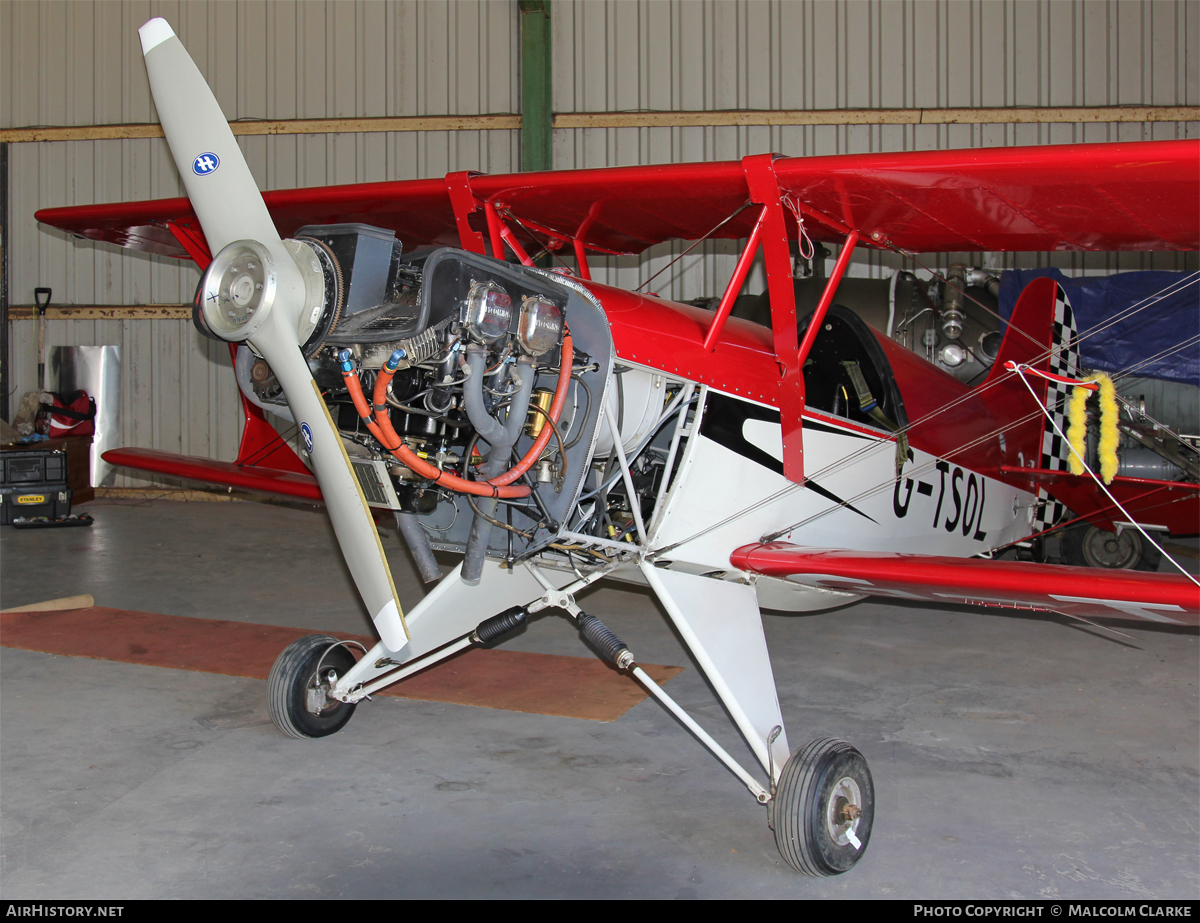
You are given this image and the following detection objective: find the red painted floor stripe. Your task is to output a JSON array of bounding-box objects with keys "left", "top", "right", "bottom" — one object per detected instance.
[{"left": 0, "top": 607, "right": 682, "bottom": 722}]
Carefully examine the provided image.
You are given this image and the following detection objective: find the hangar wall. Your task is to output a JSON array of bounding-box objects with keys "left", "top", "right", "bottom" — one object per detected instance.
[
  {"left": 1, "top": 0, "right": 1197, "bottom": 483},
  {"left": 2, "top": 0, "right": 522, "bottom": 477}
]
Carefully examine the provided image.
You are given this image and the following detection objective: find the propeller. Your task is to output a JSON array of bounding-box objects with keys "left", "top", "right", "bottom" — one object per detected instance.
[{"left": 139, "top": 18, "right": 408, "bottom": 652}]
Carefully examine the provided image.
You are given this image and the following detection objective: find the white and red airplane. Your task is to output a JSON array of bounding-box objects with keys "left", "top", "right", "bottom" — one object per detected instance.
[{"left": 36, "top": 18, "right": 1199, "bottom": 877}]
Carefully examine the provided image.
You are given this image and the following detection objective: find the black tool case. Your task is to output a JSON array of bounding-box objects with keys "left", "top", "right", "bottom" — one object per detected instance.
[{"left": 0, "top": 448, "right": 72, "bottom": 525}]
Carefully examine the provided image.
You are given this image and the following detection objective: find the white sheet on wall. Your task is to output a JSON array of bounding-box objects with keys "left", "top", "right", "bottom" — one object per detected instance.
[{"left": 48, "top": 345, "right": 121, "bottom": 488}]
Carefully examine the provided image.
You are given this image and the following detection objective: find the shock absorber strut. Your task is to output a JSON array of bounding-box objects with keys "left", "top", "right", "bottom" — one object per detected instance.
[{"left": 576, "top": 612, "right": 635, "bottom": 670}]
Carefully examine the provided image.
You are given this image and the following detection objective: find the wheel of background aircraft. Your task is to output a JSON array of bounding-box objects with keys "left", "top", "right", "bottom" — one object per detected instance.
[
  {"left": 1062, "top": 523, "right": 1163, "bottom": 572},
  {"left": 268, "top": 635, "right": 359, "bottom": 739},
  {"left": 771, "top": 738, "right": 874, "bottom": 876}
]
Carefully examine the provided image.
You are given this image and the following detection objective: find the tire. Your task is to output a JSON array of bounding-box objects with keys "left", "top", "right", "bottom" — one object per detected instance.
[
  {"left": 267, "top": 634, "right": 358, "bottom": 739},
  {"left": 771, "top": 738, "right": 874, "bottom": 876},
  {"left": 1061, "top": 523, "right": 1161, "bottom": 572}
]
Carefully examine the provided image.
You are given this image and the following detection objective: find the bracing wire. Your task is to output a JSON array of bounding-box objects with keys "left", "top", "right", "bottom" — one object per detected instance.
[
  {"left": 635, "top": 202, "right": 755, "bottom": 293},
  {"left": 790, "top": 272, "right": 1200, "bottom": 493},
  {"left": 1010, "top": 364, "right": 1200, "bottom": 587},
  {"left": 762, "top": 332, "right": 1200, "bottom": 542},
  {"left": 653, "top": 319, "right": 1199, "bottom": 557}
]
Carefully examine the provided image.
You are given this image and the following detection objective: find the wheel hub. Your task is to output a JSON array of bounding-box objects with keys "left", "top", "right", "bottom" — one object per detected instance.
[
  {"left": 1082, "top": 527, "right": 1141, "bottom": 569},
  {"left": 834, "top": 797, "right": 862, "bottom": 824},
  {"left": 826, "top": 776, "right": 863, "bottom": 847},
  {"left": 305, "top": 668, "right": 341, "bottom": 715}
]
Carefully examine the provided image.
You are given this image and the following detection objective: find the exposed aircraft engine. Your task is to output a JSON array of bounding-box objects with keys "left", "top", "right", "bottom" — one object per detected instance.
[{"left": 216, "top": 224, "right": 687, "bottom": 585}]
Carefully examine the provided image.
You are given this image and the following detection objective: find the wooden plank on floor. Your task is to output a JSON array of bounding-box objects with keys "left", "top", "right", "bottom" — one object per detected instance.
[{"left": 0, "top": 607, "right": 682, "bottom": 722}]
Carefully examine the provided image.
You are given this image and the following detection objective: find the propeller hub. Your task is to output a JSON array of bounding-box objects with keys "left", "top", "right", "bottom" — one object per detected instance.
[{"left": 199, "top": 239, "right": 278, "bottom": 340}]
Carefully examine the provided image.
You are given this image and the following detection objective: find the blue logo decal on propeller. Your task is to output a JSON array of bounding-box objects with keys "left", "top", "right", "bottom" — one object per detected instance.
[
  {"left": 192, "top": 152, "right": 220, "bottom": 175},
  {"left": 300, "top": 423, "right": 314, "bottom": 453}
]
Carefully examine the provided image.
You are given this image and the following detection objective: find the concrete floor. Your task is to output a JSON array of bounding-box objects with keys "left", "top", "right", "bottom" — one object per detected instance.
[{"left": 1, "top": 497, "right": 1197, "bottom": 899}]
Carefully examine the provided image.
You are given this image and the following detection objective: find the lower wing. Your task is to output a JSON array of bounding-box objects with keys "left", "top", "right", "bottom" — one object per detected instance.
[
  {"left": 732, "top": 543, "right": 1199, "bottom": 626},
  {"left": 104, "top": 447, "right": 322, "bottom": 502}
]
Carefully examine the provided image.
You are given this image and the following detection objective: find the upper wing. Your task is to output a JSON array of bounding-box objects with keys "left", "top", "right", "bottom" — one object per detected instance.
[
  {"left": 731, "top": 543, "right": 1200, "bottom": 626},
  {"left": 771, "top": 141, "right": 1199, "bottom": 253},
  {"left": 37, "top": 139, "right": 1198, "bottom": 259}
]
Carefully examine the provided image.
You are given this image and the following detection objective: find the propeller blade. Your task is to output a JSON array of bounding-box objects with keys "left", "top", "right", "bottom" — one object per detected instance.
[
  {"left": 139, "top": 18, "right": 281, "bottom": 257},
  {"left": 139, "top": 18, "right": 408, "bottom": 651},
  {"left": 253, "top": 310, "right": 408, "bottom": 652}
]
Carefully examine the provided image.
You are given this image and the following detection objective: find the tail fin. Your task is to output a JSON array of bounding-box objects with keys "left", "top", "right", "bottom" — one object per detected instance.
[{"left": 979, "top": 275, "right": 1082, "bottom": 530}]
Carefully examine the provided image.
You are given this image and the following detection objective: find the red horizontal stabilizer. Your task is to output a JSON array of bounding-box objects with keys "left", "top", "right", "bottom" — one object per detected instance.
[
  {"left": 999, "top": 467, "right": 1200, "bottom": 535},
  {"left": 731, "top": 543, "right": 1199, "bottom": 626},
  {"left": 103, "top": 448, "right": 322, "bottom": 503}
]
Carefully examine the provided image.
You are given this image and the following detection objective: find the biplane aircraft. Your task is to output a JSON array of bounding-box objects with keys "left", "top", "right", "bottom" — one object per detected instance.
[{"left": 35, "top": 18, "right": 1200, "bottom": 876}]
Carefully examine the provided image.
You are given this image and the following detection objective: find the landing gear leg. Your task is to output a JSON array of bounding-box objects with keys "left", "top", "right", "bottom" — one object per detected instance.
[{"left": 771, "top": 738, "right": 874, "bottom": 876}]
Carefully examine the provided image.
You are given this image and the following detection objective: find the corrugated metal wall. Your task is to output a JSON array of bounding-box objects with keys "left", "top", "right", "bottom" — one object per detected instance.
[
  {"left": 2, "top": 0, "right": 521, "bottom": 482},
  {"left": 553, "top": 0, "right": 1199, "bottom": 294},
  {"left": 3, "top": 1, "right": 1197, "bottom": 482}
]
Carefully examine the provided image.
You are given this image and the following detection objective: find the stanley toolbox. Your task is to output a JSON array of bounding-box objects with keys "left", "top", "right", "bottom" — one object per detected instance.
[{"left": 1, "top": 448, "right": 72, "bottom": 524}]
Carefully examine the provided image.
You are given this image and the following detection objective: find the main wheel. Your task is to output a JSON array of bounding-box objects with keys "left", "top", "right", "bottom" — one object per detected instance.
[
  {"left": 771, "top": 738, "right": 874, "bottom": 876},
  {"left": 1062, "top": 523, "right": 1161, "bottom": 572},
  {"left": 268, "top": 634, "right": 359, "bottom": 739}
]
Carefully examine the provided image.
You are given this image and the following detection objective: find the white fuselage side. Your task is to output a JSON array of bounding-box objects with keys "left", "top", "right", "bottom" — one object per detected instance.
[{"left": 633, "top": 382, "right": 1036, "bottom": 612}]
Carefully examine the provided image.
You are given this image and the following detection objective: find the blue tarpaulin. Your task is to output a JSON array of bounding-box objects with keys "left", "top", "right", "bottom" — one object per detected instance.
[{"left": 999, "top": 268, "right": 1199, "bottom": 387}]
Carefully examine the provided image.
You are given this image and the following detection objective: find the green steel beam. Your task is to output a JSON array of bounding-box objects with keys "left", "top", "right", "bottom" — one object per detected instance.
[
  {"left": 519, "top": 0, "right": 552, "bottom": 174},
  {"left": 1, "top": 142, "right": 8, "bottom": 421}
]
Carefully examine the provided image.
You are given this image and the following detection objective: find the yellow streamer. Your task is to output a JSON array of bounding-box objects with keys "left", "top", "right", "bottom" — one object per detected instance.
[
  {"left": 1095, "top": 373, "right": 1119, "bottom": 484},
  {"left": 1066, "top": 384, "right": 1090, "bottom": 475},
  {"left": 1065, "top": 372, "right": 1119, "bottom": 483}
]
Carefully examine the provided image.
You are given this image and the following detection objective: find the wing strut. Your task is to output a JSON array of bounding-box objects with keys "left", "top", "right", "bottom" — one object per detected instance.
[
  {"left": 702, "top": 206, "right": 768, "bottom": 351},
  {"left": 728, "top": 154, "right": 865, "bottom": 486},
  {"left": 443, "top": 171, "right": 488, "bottom": 255},
  {"left": 740, "top": 154, "right": 808, "bottom": 483},
  {"left": 797, "top": 230, "right": 860, "bottom": 362}
]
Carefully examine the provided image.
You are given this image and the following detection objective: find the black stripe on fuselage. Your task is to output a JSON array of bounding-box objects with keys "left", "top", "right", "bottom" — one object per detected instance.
[
  {"left": 700, "top": 393, "right": 878, "bottom": 524},
  {"left": 802, "top": 416, "right": 873, "bottom": 440}
]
